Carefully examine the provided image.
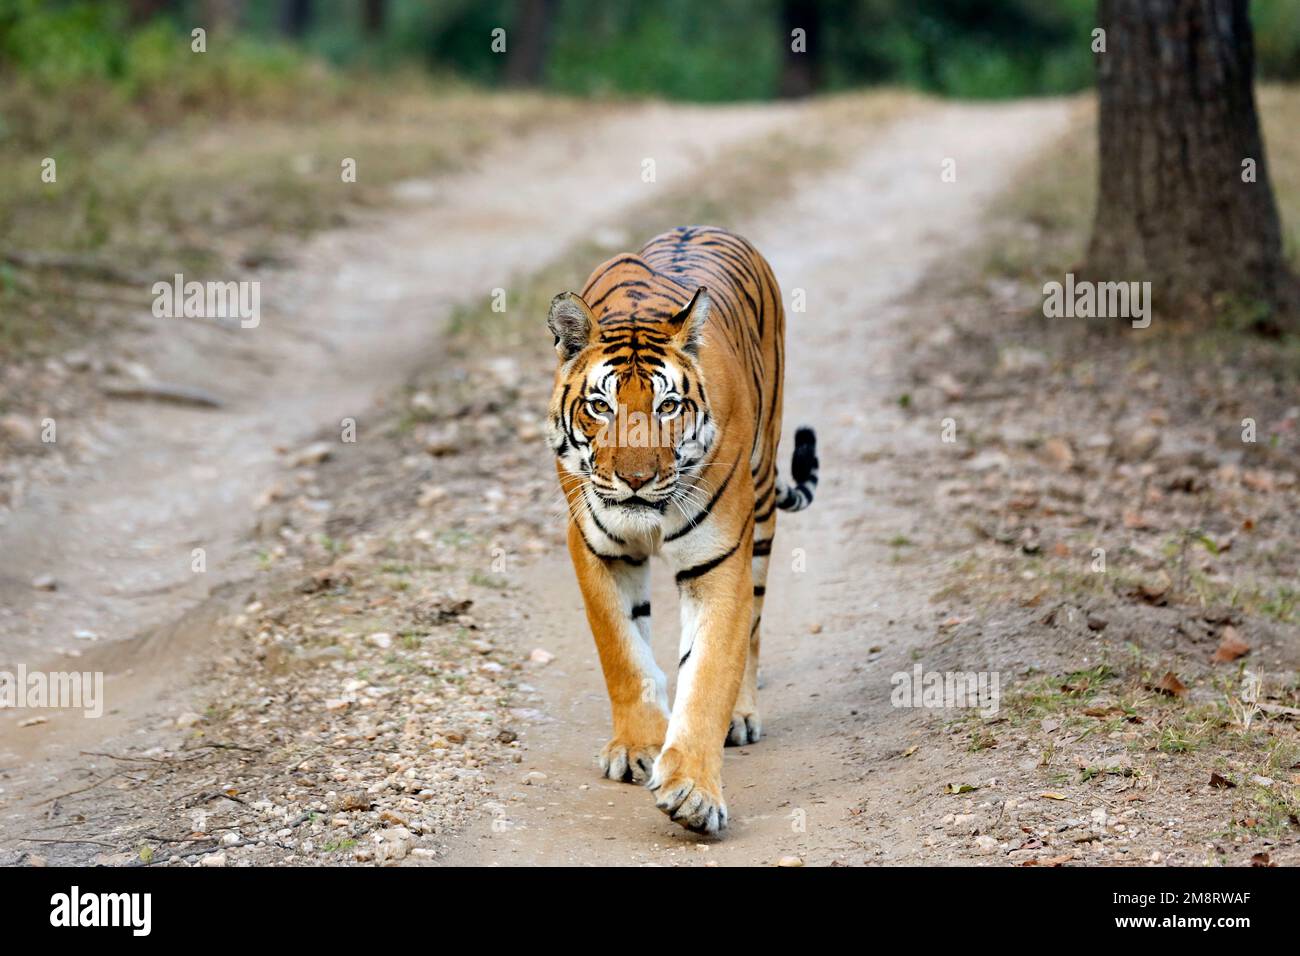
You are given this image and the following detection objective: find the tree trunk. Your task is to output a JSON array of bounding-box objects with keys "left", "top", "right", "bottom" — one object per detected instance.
[
  {"left": 362, "top": 0, "right": 387, "bottom": 37},
  {"left": 1088, "top": 0, "right": 1293, "bottom": 324},
  {"left": 280, "top": 0, "right": 314, "bottom": 39},
  {"left": 503, "top": 0, "right": 556, "bottom": 87},
  {"left": 778, "top": 0, "right": 823, "bottom": 98}
]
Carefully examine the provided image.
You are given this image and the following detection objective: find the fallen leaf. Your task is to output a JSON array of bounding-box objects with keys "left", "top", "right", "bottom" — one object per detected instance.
[
  {"left": 944, "top": 783, "right": 979, "bottom": 794},
  {"left": 1083, "top": 706, "right": 1123, "bottom": 718},
  {"left": 901, "top": 745, "right": 918, "bottom": 757},
  {"left": 1209, "top": 772, "right": 1236, "bottom": 789},
  {"left": 1250, "top": 852, "right": 1274, "bottom": 867},
  {"left": 1039, "top": 791, "right": 1068, "bottom": 801},
  {"left": 1152, "top": 672, "right": 1187, "bottom": 698},
  {"left": 1211, "top": 626, "right": 1250, "bottom": 663}
]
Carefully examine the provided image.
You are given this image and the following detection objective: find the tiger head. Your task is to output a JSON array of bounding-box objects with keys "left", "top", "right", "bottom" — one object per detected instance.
[{"left": 545, "top": 284, "right": 717, "bottom": 536}]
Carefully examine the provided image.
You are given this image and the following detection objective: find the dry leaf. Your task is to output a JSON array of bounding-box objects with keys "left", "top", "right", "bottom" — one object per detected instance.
[
  {"left": 1211, "top": 626, "right": 1250, "bottom": 663},
  {"left": 1153, "top": 672, "right": 1187, "bottom": 697},
  {"left": 1209, "top": 772, "right": 1235, "bottom": 789}
]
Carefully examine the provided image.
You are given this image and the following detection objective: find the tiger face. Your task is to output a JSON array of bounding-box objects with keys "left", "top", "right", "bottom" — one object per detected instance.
[{"left": 546, "top": 286, "right": 717, "bottom": 538}]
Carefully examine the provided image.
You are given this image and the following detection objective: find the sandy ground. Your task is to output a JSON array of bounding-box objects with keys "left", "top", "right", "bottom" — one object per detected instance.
[
  {"left": 6, "top": 95, "right": 1291, "bottom": 867},
  {"left": 0, "top": 102, "right": 796, "bottom": 758},
  {"left": 437, "top": 101, "right": 1075, "bottom": 865}
]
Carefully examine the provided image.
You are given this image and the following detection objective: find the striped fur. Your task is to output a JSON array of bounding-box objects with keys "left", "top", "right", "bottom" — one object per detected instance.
[{"left": 545, "top": 225, "right": 819, "bottom": 835}]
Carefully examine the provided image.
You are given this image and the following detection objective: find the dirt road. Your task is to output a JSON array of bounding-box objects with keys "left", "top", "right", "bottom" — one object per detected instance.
[
  {"left": 2, "top": 97, "right": 1092, "bottom": 866},
  {"left": 439, "top": 100, "right": 1073, "bottom": 865},
  {"left": 0, "top": 102, "right": 796, "bottom": 753}
]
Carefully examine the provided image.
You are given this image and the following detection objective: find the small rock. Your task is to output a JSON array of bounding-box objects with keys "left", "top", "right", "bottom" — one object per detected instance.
[
  {"left": 522, "top": 771, "right": 547, "bottom": 786},
  {"left": 175, "top": 711, "right": 206, "bottom": 729},
  {"left": 366, "top": 632, "right": 393, "bottom": 650},
  {"left": 373, "top": 826, "right": 413, "bottom": 863},
  {"left": 1114, "top": 425, "right": 1162, "bottom": 463},
  {"left": 1086, "top": 612, "right": 1108, "bottom": 631},
  {"left": 290, "top": 441, "right": 333, "bottom": 467},
  {"left": 776, "top": 855, "right": 804, "bottom": 867},
  {"left": 199, "top": 851, "right": 227, "bottom": 867},
  {"left": 30, "top": 574, "right": 57, "bottom": 591},
  {"left": 0, "top": 414, "right": 37, "bottom": 444},
  {"left": 335, "top": 792, "right": 371, "bottom": 812},
  {"left": 1040, "top": 437, "right": 1075, "bottom": 472},
  {"left": 529, "top": 648, "right": 555, "bottom": 665}
]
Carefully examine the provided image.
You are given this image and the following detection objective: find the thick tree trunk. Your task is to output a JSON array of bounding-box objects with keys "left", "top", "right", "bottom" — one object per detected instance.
[
  {"left": 280, "top": 0, "right": 314, "bottom": 39},
  {"left": 504, "top": 0, "right": 556, "bottom": 87},
  {"left": 362, "top": 0, "right": 387, "bottom": 37},
  {"left": 778, "top": 0, "right": 823, "bottom": 98},
  {"left": 1087, "top": 0, "right": 1292, "bottom": 323}
]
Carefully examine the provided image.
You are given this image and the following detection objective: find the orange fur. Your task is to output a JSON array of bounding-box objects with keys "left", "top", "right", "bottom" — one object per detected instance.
[{"left": 545, "top": 226, "right": 816, "bottom": 834}]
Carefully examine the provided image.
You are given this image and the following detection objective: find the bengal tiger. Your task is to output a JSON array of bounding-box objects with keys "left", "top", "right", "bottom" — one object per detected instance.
[{"left": 545, "top": 225, "right": 819, "bottom": 835}]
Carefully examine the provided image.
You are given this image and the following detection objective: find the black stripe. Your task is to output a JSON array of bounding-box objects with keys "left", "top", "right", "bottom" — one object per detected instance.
[
  {"left": 631, "top": 602, "right": 651, "bottom": 618},
  {"left": 752, "top": 538, "right": 772, "bottom": 556},
  {"left": 675, "top": 536, "right": 744, "bottom": 584},
  {"left": 577, "top": 526, "right": 644, "bottom": 565},
  {"left": 664, "top": 456, "right": 739, "bottom": 542},
  {"left": 586, "top": 506, "right": 626, "bottom": 545},
  {"left": 753, "top": 586, "right": 766, "bottom": 597}
]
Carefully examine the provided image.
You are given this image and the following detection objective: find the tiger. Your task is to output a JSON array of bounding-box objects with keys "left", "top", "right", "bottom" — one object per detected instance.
[{"left": 545, "top": 225, "right": 819, "bottom": 835}]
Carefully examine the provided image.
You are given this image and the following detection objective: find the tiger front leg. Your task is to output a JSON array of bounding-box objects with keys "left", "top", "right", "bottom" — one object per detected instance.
[
  {"left": 650, "top": 537, "right": 753, "bottom": 835},
  {"left": 567, "top": 523, "right": 669, "bottom": 784}
]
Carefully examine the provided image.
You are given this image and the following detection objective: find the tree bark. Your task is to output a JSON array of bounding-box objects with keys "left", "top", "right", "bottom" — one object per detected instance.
[
  {"left": 503, "top": 0, "right": 556, "bottom": 87},
  {"left": 362, "top": 0, "right": 387, "bottom": 37},
  {"left": 280, "top": 0, "right": 314, "bottom": 39},
  {"left": 1087, "top": 0, "right": 1293, "bottom": 324}
]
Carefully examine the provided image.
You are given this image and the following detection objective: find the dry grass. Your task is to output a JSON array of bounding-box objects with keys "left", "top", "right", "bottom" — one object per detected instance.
[{"left": 0, "top": 80, "right": 590, "bottom": 357}]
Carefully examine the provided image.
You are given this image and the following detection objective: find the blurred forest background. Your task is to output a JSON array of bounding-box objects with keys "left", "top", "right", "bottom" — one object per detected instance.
[{"left": 4, "top": 0, "right": 1300, "bottom": 106}]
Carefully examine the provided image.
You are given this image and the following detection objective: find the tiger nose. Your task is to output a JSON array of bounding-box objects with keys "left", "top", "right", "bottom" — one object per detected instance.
[{"left": 617, "top": 467, "right": 655, "bottom": 491}]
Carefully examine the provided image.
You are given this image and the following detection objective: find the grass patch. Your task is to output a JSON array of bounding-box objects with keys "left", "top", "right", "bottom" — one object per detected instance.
[{"left": 0, "top": 63, "right": 588, "bottom": 359}]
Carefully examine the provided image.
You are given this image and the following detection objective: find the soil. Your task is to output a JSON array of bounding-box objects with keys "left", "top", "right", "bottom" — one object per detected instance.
[{"left": 2, "top": 96, "right": 1295, "bottom": 868}]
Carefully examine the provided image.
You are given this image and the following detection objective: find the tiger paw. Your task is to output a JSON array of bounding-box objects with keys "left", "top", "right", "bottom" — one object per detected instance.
[
  {"left": 649, "top": 746, "right": 728, "bottom": 835},
  {"left": 598, "top": 739, "right": 660, "bottom": 784},
  {"left": 725, "top": 709, "right": 762, "bottom": 746}
]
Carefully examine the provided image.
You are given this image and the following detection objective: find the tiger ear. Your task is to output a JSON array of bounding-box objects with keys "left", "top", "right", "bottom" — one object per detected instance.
[
  {"left": 547, "top": 292, "right": 593, "bottom": 361},
  {"left": 670, "top": 287, "right": 710, "bottom": 357}
]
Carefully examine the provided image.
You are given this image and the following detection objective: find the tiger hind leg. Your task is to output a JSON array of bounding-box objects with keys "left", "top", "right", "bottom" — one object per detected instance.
[{"left": 727, "top": 510, "right": 774, "bottom": 746}]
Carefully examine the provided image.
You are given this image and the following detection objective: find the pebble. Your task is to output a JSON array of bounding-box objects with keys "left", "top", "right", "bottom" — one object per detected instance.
[
  {"left": 522, "top": 771, "right": 547, "bottom": 785},
  {"left": 776, "top": 855, "right": 804, "bottom": 867},
  {"left": 31, "top": 574, "right": 57, "bottom": 591}
]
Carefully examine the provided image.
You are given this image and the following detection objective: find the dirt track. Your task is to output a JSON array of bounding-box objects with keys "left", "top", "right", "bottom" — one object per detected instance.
[
  {"left": 0, "top": 102, "right": 796, "bottom": 755},
  {"left": 438, "top": 100, "right": 1073, "bottom": 865},
  {"left": 11, "top": 96, "right": 1209, "bottom": 867}
]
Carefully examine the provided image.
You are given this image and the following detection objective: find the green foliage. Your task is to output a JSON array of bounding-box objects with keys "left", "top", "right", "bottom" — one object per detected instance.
[{"left": 2, "top": 0, "right": 1298, "bottom": 104}]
